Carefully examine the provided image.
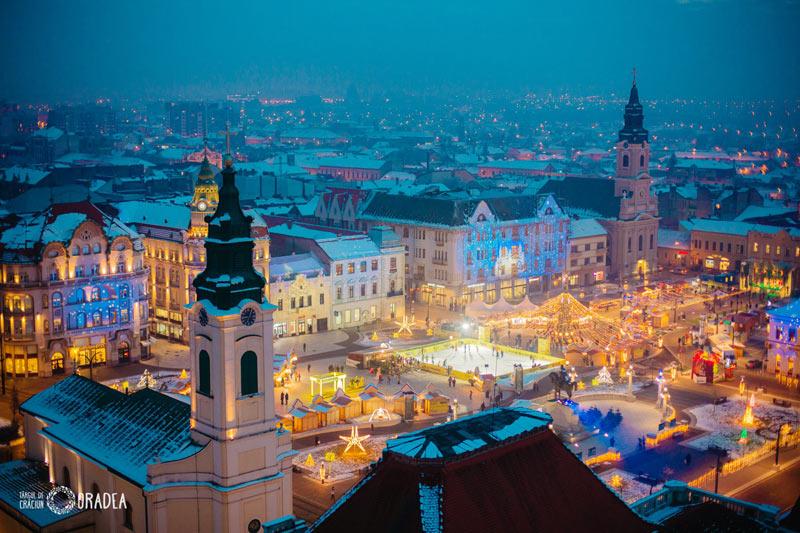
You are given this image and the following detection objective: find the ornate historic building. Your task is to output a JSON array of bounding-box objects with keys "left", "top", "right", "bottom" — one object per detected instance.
[
  {"left": 0, "top": 201, "right": 149, "bottom": 378},
  {"left": 115, "top": 159, "right": 269, "bottom": 343},
  {"left": 358, "top": 191, "right": 569, "bottom": 310},
  {"left": 0, "top": 154, "right": 295, "bottom": 533}
]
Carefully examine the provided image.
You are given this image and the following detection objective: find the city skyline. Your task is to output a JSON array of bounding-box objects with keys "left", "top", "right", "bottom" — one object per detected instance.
[{"left": 2, "top": 0, "right": 800, "bottom": 102}]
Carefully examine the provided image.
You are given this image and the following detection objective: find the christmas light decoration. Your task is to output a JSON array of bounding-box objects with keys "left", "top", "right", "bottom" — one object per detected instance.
[{"left": 339, "top": 425, "right": 370, "bottom": 455}]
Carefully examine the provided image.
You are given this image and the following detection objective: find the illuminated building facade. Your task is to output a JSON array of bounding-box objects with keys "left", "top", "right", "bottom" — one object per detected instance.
[
  {"left": 682, "top": 218, "right": 800, "bottom": 297},
  {"left": 115, "top": 162, "right": 269, "bottom": 343},
  {"left": 766, "top": 299, "right": 800, "bottom": 390},
  {"left": 358, "top": 191, "right": 569, "bottom": 309},
  {"left": 0, "top": 202, "right": 148, "bottom": 378},
  {"left": 566, "top": 219, "right": 608, "bottom": 288},
  {"left": 268, "top": 223, "right": 405, "bottom": 329},
  {"left": 1, "top": 154, "right": 294, "bottom": 533}
]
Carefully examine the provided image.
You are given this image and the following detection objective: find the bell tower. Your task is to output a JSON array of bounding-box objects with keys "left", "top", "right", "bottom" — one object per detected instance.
[
  {"left": 615, "top": 69, "right": 650, "bottom": 178},
  {"left": 185, "top": 151, "right": 291, "bottom": 528},
  {"left": 188, "top": 145, "right": 220, "bottom": 238}
]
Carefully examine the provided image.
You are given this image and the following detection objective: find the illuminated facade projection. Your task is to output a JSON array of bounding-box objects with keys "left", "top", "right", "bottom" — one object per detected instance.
[
  {"left": 0, "top": 201, "right": 149, "bottom": 378},
  {"left": 359, "top": 191, "right": 569, "bottom": 309}
]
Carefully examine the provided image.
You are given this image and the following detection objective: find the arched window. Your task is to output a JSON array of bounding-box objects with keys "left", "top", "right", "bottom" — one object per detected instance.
[
  {"left": 640, "top": 154, "right": 645, "bottom": 167},
  {"left": 198, "top": 350, "right": 211, "bottom": 396},
  {"left": 62, "top": 466, "right": 71, "bottom": 489},
  {"left": 240, "top": 351, "right": 258, "bottom": 396},
  {"left": 123, "top": 502, "right": 133, "bottom": 529},
  {"left": 623, "top": 154, "right": 629, "bottom": 167},
  {"left": 52, "top": 292, "right": 62, "bottom": 307}
]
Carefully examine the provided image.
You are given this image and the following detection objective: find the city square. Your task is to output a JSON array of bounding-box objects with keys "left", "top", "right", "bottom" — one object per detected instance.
[{"left": 0, "top": 1, "right": 799, "bottom": 531}]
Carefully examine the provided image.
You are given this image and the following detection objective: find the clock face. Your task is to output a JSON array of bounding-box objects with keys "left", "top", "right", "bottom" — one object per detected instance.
[
  {"left": 198, "top": 308, "right": 208, "bottom": 326},
  {"left": 197, "top": 201, "right": 208, "bottom": 212},
  {"left": 241, "top": 307, "right": 256, "bottom": 326}
]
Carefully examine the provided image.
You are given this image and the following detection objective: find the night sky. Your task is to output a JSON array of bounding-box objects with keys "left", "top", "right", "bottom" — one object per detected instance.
[{"left": 2, "top": 0, "right": 799, "bottom": 102}]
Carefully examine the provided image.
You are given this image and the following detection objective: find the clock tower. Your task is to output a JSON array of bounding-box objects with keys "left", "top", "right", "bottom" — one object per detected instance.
[
  {"left": 184, "top": 152, "right": 292, "bottom": 529},
  {"left": 188, "top": 154, "right": 219, "bottom": 238}
]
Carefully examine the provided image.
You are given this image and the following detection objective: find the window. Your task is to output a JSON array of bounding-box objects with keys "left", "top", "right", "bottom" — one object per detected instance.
[
  {"left": 348, "top": 286, "right": 354, "bottom": 299},
  {"left": 360, "top": 284, "right": 366, "bottom": 297},
  {"left": 650, "top": 234, "right": 654, "bottom": 250},
  {"left": 319, "top": 293, "right": 324, "bottom": 305},
  {"left": 290, "top": 297, "right": 296, "bottom": 309},
  {"left": 372, "top": 282, "right": 378, "bottom": 295},
  {"left": 360, "top": 261, "right": 367, "bottom": 273},
  {"left": 240, "top": 351, "right": 258, "bottom": 396},
  {"left": 753, "top": 242, "right": 759, "bottom": 252},
  {"left": 198, "top": 350, "right": 211, "bottom": 396},
  {"left": 371, "top": 259, "right": 378, "bottom": 271},
  {"left": 638, "top": 235, "right": 643, "bottom": 251},
  {"left": 623, "top": 154, "right": 629, "bottom": 167},
  {"left": 347, "top": 263, "right": 355, "bottom": 274},
  {"left": 307, "top": 295, "right": 312, "bottom": 307},
  {"left": 277, "top": 299, "right": 283, "bottom": 311},
  {"left": 336, "top": 287, "right": 342, "bottom": 300},
  {"left": 627, "top": 237, "right": 632, "bottom": 252},
  {"left": 52, "top": 292, "right": 62, "bottom": 307},
  {"left": 389, "top": 258, "right": 397, "bottom": 273},
  {"left": 335, "top": 264, "right": 343, "bottom": 276},
  {"left": 640, "top": 154, "right": 644, "bottom": 166}
]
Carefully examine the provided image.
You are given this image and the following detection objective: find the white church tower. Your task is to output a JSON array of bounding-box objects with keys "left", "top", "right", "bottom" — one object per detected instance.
[{"left": 147, "top": 152, "right": 293, "bottom": 532}]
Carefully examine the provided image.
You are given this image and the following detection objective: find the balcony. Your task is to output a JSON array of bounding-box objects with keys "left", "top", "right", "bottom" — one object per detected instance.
[
  {"left": 0, "top": 268, "right": 148, "bottom": 290},
  {"left": 434, "top": 240, "right": 445, "bottom": 247},
  {"left": 432, "top": 259, "right": 447, "bottom": 266},
  {"left": 387, "top": 289, "right": 404, "bottom": 297}
]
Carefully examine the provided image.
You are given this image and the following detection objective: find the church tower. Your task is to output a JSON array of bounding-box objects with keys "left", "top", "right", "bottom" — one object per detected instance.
[
  {"left": 188, "top": 151, "right": 219, "bottom": 238},
  {"left": 182, "top": 152, "right": 291, "bottom": 530},
  {"left": 615, "top": 71, "right": 650, "bottom": 178}
]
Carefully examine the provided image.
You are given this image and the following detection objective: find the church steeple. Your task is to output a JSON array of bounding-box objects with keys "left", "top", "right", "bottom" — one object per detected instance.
[
  {"left": 618, "top": 69, "right": 648, "bottom": 144},
  {"left": 192, "top": 155, "right": 265, "bottom": 309},
  {"left": 188, "top": 139, "right": 220, "bottom": 238}
]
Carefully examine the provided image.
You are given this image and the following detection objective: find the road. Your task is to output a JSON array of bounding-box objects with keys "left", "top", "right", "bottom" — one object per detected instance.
[{"left": 730, "top": 460, "right": 800, "bottom": 512}]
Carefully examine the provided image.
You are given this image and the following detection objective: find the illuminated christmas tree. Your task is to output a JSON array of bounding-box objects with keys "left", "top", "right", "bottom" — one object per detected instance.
[{"left": 597, "top": 366, "right": 614, "bottom": 386}]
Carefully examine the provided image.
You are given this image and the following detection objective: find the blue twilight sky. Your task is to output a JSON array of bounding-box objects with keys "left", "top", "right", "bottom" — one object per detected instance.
[{"left": 1, "top": 0, "right": 799, "bottom": 102}]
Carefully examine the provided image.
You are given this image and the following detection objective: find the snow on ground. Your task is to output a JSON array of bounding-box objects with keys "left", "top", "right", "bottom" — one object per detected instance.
[
  {"left": 599, "top": 468, "right": 663, "bottom": 503},
  {"left": 684, "top": 397, "right": 799, "bottom": 458},
  {"left": 293, "top": 435, "right": 391, "bottom": 482},
  {"left": 414, "top": 343, "right": 551, "bottom": 376}
]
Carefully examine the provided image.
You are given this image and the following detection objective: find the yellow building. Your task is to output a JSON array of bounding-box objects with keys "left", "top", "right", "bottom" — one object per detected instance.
[{"left": 116, "top": 158, "right": 269, "bottom": 343}]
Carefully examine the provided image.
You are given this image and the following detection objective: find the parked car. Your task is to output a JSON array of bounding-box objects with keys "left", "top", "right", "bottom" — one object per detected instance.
[
  {"left": 713, "top": 396, "right": 728, "bottom": 405},
  {"left": 745, "top": 359, "right": 763, "bottom": 369}
]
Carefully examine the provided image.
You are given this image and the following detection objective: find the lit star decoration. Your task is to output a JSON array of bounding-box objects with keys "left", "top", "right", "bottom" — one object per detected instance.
[
  {"left": 394, "top": 315, "right": 416, "bottom": 337},
  {"left": 339, "top": 425, "right": 370, "bottom": 454}
]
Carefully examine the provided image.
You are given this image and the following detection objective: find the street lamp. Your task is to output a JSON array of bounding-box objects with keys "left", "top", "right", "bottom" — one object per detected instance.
[{"left": 707, "top": 445, "right": 728, "bottom": 493}]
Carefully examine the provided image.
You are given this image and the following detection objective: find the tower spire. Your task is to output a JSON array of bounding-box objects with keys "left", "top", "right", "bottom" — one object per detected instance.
[
  {"left": 192, "top": 143, "right": 264, "bottom": 309},
  {"left": 632, "top": 66, "right": 636, "bottom": 86}
]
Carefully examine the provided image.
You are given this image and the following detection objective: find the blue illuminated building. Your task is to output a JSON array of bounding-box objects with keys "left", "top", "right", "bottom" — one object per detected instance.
[{"left": 359, "top": 191, "right": 569, "bottom": 309}]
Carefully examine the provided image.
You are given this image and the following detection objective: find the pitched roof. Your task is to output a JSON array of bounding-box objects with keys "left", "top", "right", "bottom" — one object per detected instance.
[
  {"left": 360, "top": 191, "right": 561, "bottom": 227},
  {"left": 538, "top": 177, "right": 620, "bottom": 219},
  {"left": 24, "top": 375, "right": 200, "bottom": 486},
  {"left": 312, "top": 407, "right": 650, "bottom": 532}
]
